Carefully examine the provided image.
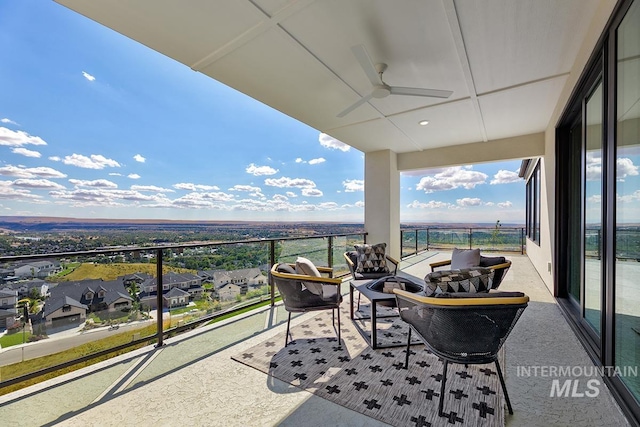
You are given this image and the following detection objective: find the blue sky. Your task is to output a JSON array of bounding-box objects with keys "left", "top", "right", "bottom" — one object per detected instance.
[{"left": 0, "top": 1, "right": 525, "bottom": 224}]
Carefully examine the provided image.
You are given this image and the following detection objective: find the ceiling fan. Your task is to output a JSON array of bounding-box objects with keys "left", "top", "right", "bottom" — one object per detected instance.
[{"left": 337, "top": 44, "right": 453, "bottom": 118}]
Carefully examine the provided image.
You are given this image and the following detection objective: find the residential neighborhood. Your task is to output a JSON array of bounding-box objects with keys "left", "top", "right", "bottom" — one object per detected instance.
[{"left": 0, "top": 262, "right": 269, "bottom": 337}]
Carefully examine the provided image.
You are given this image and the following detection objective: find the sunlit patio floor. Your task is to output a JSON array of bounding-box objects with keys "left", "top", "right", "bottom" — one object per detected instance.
[{"left": 0, "top": 252, "right": 632, "bottom": 426}]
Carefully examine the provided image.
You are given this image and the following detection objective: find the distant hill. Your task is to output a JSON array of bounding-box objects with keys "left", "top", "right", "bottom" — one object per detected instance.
[{"left": 0, "top": 216, "right": 523, "bottom": 232}]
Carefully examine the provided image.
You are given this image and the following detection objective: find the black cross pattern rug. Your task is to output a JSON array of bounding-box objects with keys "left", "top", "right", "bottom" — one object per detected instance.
[{"left": 232, "top": 303, "right": 505, "bottom": 426}]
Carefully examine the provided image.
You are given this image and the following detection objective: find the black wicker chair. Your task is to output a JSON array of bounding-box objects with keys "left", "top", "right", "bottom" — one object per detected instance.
[
  {"left": 343, "top": 250, "right": 399, "bottom": 280},
  {"left": 269, "top": 262, "right": 343, "bottom": 347},
  {"left": 393, "top": 289, "right": 529, "bottom": 417},
  {"left": 429, "top": 255, "right": 512, "bottom": 289}
]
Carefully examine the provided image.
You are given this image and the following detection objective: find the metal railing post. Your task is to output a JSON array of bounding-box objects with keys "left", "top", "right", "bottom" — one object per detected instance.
[
  {"left": 427, "top": 228, "right": 430, "bottom": 250},
  {"left": 415, "top": 230, "right": 418, "bottom": 255},
  {"left": 469, "top": 228, "right": 472, "bottom": 249},
  {"left": 156, "top": 248, "right": 164, "bottom": 348},
  {"left": 270, "top": 240, "right": 276, "bottom": 306},
  {"left": 327, "top": 236, "right": 334, "bottom": 273}
]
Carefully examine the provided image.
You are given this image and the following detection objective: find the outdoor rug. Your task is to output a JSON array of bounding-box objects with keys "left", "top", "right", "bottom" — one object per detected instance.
[{"left": 232, "top": 302, "right": 506, "bottom": 426}]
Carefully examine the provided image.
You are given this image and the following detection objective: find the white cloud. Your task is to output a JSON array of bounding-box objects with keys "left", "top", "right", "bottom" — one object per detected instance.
[
  {"left": 133, "top": 154, "right": 146, "bottom": 163},
  {"left": 0, "top": 165, "right": 67, "bottom": 179},
  {"left": 11, "top": 147, "right": 41, "bottom": 158},
  {"left": 407, "top": 200, "right": 454, "bottom": 209},
  {"left": 1, "top": 118, "right": 18, "bottom": 125},
  {"left": 617, "top": 157, "right": 639, "bottom": 180},
  {"left": 302, "top": 188, "right": 323, "bottom": 197},
  {"left": 246, "top": 163, "right": 278, "bottom": 176},
  {"left": 0, "top": 127, "right": 47, "bottom": 147},
  {"left": 586, "top": 152, "right": 602, "bottom": 181},
  {"left": 295, "top": 158, "right": 304, "bottom": 163},
  {"left": 69, "top": 179, "right": 118, "bottom": 188},
  {"left": 416, "top": 166, "right": 487, "bottom": 192},
  {"left": 286, "top": 191, "right": 297, "bottom": 198},
  {"left": 61, "top": 153, "right": 121, "bottom": 169},
  {"left": 131, "top": 185, "right": 175, "bottom": 193},
  {"left": 308, "top": 158, "right": 326, "bottom": 165},
  {"left": 319, "top": 133, "right": 350, "bottom": 152},
  {"left": 343, "top": 179, "right": 364, "bottom": 192},
  {"left": 109, "top": 172, "right": 122, "bottom": 176},
  {"left": 456, "top": 197, "right": 482, "bottom": 207},
  {"left": 49, "top": 156, "right": 61, "bottom": 161},
  {"left": 12, "top": 179, "right": 66, "bottom": 190},
  {"left": 0, "top": 181, "right": 42, "bottom": 200},
  {"left": 497, "top": 201, "right": 513, "bottom": 208},
  {"left": 272, "top": 194, "right": 289, "bottom": 202},
  {"left": 229, "top": 184, "right": 264, "bottom": 198},
  {"left": 82, "top": 71, "right": 96, "bottom": 81},
  {"left": 355, "top": 200, "right": 365, "bottom": 208},
  {"left": 264, "top": 176, "right": 316, "bottom": 188},
  {"left": 50, "top": 188, "right": 159, "bottom": 206},
  {"left": 490, "top": 170, "right": 521, "bottom": 184},
  {"left": 173, "top": 182, "right": 220, "bottom": 191},
  {"left": 128, "top": 174, "right": 141, "bottom": 179},
  {"left": 318, "top": 202, "right": 339, "bottom": 209}
]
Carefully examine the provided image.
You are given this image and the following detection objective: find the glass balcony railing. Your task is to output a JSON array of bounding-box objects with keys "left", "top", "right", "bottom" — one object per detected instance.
[
  {"left": 0, "top": 232, "right": 366, "bottom": 395},
  {"left": 400, "top": 227, "right": 526, "bottom": 258}
]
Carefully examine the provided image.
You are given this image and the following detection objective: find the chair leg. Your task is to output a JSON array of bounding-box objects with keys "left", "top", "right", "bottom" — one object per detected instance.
[
  {"left": 404, "top": 327, "right": 412, "bottom": 369},
  {"left": 438, "top": 360, "right": 449, "bottom": 417},
  {"left": 357, "top": 293, "right": 361, "bottom": 311},
  {"left": 285, "top": 312, "right": 292, "bottom": 347},
  {"left": 337, "top": 308, "right": 341, "bottom": 344},
  {"left": 495, "top": 360, "right": 513, "bottom": 414}
]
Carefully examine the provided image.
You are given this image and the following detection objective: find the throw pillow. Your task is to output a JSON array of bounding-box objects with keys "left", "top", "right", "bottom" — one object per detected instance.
[
  {"left": 295, "top": 256, "right": 323, "bottom": 296},
  {"left": 354, "top": 243, "right": 390, "bottom": 274},
  {"left": 424, "top": 267, "right": 494, "bottom": 296},
  {"left": 450, "top": 248, "right": 481, "bottom": 269}
]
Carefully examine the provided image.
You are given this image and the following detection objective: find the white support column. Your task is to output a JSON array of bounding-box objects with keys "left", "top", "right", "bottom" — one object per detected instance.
[{"left": 364, "top": 149, "right": 401, "bottom": 260}]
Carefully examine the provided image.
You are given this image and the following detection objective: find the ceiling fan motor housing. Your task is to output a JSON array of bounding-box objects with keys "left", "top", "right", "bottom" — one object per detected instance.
[{"left": 372, "top": 84, "right": 391, "bottom": 98}]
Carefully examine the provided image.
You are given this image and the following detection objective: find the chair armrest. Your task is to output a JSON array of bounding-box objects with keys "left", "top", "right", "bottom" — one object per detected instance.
[
  {"left": 317, "top": 265, "right": 335, "bottom": 278},
  {"left": 385, "top": 254, "right": 399, "bottom": 274},
  {"left": 487, "top": 261, "right": 511, "bottom": 271},
  {"left": 270, "top": 264, "right": 342, "bottom": 286},
  {"left": 429, "top": 259, "right": 452, "bottom": 272},
  {"left": 393, "top": 288, "right": 529, "bottom": 306}
]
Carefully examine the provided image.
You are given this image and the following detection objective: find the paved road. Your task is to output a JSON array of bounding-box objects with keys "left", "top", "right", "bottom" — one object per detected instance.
[{"left": 0, "top": 322, "right": 153, "bottom": 367}]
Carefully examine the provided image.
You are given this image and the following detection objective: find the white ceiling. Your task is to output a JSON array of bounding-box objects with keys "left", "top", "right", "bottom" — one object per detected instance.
[{"left": 56, "top": 0, "right": 602, "bottom": 155}]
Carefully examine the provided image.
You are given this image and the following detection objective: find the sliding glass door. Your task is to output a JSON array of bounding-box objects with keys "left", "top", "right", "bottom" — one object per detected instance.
[
  {"left": 615, "top": 0, "right": 640, "bottom": 403},
  {"left": 584, "top": 81, "right": 603, "bottom": 336}
]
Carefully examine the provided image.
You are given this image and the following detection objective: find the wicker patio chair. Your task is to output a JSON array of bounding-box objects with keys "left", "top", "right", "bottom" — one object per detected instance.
[
  {"left": 269, "top": 261, "right": 343, "bottom": 347},
  {"left": 393, "top": 289, "right": 529, "bottom": 417},
  {"left": 430, "top": 252, "right": 512, "bottom": 289}
]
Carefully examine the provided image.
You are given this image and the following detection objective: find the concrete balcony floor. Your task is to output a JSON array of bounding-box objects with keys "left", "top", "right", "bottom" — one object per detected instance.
[{"left": 0, "top": 252, "right": 631, "bottom": 426}]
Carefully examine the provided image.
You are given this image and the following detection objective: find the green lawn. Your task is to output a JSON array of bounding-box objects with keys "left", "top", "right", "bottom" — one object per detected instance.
[{"left": 0, "top": 331, "right": 32, "bottom": 348}]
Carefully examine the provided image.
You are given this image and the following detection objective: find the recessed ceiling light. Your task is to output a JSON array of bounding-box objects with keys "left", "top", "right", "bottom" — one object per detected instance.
[{"left": 419, "top": 120, "right": 429, "bottom": 126}]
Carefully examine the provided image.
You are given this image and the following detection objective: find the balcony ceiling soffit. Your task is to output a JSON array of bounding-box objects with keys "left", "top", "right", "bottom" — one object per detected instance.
[{"left": 56, "top": 0, "right": 601, "bottom": 155}]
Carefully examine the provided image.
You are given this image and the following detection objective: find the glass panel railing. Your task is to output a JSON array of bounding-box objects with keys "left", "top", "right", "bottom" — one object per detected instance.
[
  {"left": 0, "top": 232, "right": 366, "bottom": 395},
  {"left": 399, "top": 227, "right": 525, "bottom": 258}
]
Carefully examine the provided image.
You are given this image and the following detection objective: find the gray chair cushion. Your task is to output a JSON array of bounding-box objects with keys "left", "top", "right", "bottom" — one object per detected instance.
[
  {"left": 450, "top": 248, "right": 481, "bottom": 269},
  {"left": 295, "top": 256, "right": 323, "bottom": 296}
]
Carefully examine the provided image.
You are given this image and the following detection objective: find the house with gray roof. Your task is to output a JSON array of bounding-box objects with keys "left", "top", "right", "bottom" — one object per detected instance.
[
  {"left": 43, "top": 279, "right": 133, "bottom": 328},
  {"left": 138, "top": 272, "right": 203, "bottom": 311},
  {"left": 13, "top": 260, "right": 61, "bottom": 279},
  {"left": 0, "top": 289, "right": 18, "bottom": 330}
]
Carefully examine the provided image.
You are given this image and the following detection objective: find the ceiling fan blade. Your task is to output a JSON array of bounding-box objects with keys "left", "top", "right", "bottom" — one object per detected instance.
[
  {"left": 390, "top": 86, "right": 453, "bottom": 99},
  {"left": 337, "top": 93, "right": 374, "bottom": 117},
  {"left": 351, "top": 45, "right": 381, "bottom": 86}
]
